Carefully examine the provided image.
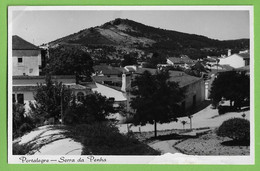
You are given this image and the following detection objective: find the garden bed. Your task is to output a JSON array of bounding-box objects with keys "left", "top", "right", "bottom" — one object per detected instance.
[{"left": 174, "top": 130, "right": 250, "bottom": 155}]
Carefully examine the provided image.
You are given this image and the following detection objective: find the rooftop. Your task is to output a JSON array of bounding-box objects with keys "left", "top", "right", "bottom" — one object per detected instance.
[
  {"left": 238, "top": 53, "right": 250, "bottom": 59},
  {"left": 12, "top": 35, "right": 40, "bottom": 50},
  {"left": 134, "top": 68, "right": 202, "bottom": 88},
  {"left": 13, "top": 83, "right": 90, "bottom": 92},
  {"left": 168, "top": 56, "right": 196, "bottom": 64},
  {"left": 93, "top": 65, "right": 128, "bottom": 75}
]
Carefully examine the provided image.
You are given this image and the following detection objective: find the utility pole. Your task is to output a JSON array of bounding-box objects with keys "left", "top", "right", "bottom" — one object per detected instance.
[{"left": 61, "top": 85, "right": 64, "bottom": 124}]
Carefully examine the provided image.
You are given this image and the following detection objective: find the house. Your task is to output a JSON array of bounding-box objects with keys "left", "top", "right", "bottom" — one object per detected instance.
[
  {"left": 218, "top": 52, "right": 250, "bottom": 68},
  {"left": 13, "top": 75, "right": 92, "bottom": 112},
  {"left": 92, "top": 64, "right": 130, "bottom": 89},
  {"left": 167, "top": 55, "right": 196, "bottom": 69},
  {"left": 126, "top": 68, "right": 205, "bottom": 115},
  {"left": 12, "top": 36, "right": 92, "bottom": 113},
  {"left": 91, "top": 65, "right": 206, "bottom": 122},
  {"left": 12, "top": 35, "right": 43, "bottom": 76}
]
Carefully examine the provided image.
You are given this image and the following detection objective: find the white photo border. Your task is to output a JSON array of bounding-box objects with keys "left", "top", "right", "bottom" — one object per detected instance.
[{"left": 8, "top": 5, "right": 255, "bottom": 164}]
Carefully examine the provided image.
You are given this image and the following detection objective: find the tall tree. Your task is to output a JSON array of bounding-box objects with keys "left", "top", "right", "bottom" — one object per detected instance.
[
  {"left": 147, "top": 52, "right": 167, "bottom": 68},
  {"left": 130, "top": 70, "right": 184, "bottom": 137},
  {"left": 29, "top": 75, "right": 72, "bottom": 124},
  {"left": 210, "top": 71, "right": 250, "bottom": 109},
  {"left": 46, "top": 45, "right": 94, "bottom": 80},
  {"left": 64, "top": 92, "right": 116, "bottom": 125},
  {"left": 121, "top": 54, "right": 137, "bottom": 67},
  {"left": 13, "top": 103, "right": 35, "bottom": 138}
]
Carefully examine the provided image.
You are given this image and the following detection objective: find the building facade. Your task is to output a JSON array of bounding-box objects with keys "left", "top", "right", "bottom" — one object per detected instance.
[
  {"left": 219, "top": 53, "right": 250, "bottom": 68},
  {"left": 12, "top": 35, "right": 42, "bottom": 76},
  {"left": 13, "top": 75, "right": 92, "bottom": 113}
]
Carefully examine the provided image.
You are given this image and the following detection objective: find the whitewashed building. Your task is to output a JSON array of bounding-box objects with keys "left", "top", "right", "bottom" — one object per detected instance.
[
  {"left": 219, "top": 53, "right": 250, "bottom": 68},
  {"left": 12, "top": 35, "right": 42, "bottom": 76}
]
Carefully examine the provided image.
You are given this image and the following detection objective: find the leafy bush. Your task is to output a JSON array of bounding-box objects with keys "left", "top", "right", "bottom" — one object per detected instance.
[
  {"left": 218, "top": 105, "right": 237, "bottom": 115},
  {"left": 13, "top": 103, "right": 35, "bottom": 139},
  {"left": 67, "top": 123, "right": 160, "bottom": 155},
  {"left": 13, "top": 142, "right": 35, "bottom": 155},
  {"left": 217, "top": 118, "right": 250, "bottom": 142},
  {"left": 64, "top": 93, "right": 115, "bottom": 125}
]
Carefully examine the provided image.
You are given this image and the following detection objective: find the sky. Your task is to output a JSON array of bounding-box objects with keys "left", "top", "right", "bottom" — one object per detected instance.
[{"left": 11, "top": 9, "right": 250, "bottom": 46}]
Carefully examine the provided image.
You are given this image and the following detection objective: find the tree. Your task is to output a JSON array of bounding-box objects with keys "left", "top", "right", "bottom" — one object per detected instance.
[
  {"left": 181, "top": 120, "right": 187, "bottom": 129},
  {"left": 146, "top": 52, "right": 167, "bottom": 68},
  {"left": 130, "top": 70, "right": 185, "bottom": 137},
  {"left": 210, "top": 71, "right": 250, "bottom": 109},
  {"left": 13, "top": 103, "right": 35, "bottom": 138},
  {"left": 64, "top": 92, "right": 116, "bottom": 125},
  {"left": 29, "top": 75, "right": 72, "bottom": 124},
  {"left": 121, "top": 54, "right": 137, "bottom": 67},
  {"left": 46, "top": 45, "right": 94, "bottom": 80}
]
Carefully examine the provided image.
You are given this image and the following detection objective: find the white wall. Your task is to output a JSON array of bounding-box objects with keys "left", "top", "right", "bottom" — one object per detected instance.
[
  {"left": 219, "top": 54, "right": 245, "bottom": 68},
  {"left": 13, "top": 53, "right": 41, "bottom": 76}
]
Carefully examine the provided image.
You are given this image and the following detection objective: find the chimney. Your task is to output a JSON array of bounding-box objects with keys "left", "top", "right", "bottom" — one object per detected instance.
[
  {"left": 121, "top": 73, "right": 131, "bottom": 92},
  {"left": 227, "top": 49, "right": 231, "bottom": 56}
]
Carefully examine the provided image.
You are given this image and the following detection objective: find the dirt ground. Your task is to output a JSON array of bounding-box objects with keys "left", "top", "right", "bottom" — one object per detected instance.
[{"left": 174, "top": 130, "right": 250, "bottom": 156}]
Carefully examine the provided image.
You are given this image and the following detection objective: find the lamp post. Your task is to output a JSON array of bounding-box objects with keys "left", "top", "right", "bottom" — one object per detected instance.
[
  {"left": 188, "top": 115, "right": 193, "bottom": 129},
  {"left": 60, "top": 85, "right": 64, "bottom": 125}
]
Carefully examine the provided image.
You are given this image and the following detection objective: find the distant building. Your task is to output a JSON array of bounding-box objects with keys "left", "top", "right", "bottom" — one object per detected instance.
[
  {"left": 167, "top": 55, "right": 196, "bottom": 69},
  {"left": 219, "top": 52, "right": 250, "bottom": 68},
  {"left": 92, "top": 64, "right": 130, "bottom": 89},
  {"left": 12, "top": 35, "right": 42, "bottom": 76}
]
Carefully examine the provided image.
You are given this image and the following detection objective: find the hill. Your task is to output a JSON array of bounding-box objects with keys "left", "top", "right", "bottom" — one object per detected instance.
[{"left": 48, "top": 18, "right": 249, "bottom": 64}]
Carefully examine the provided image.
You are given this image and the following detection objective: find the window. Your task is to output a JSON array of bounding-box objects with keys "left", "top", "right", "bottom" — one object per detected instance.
[
  {"left": 17, "top": 94, "right": 24, "bottom": 104},
  {"left": 18, "top": 58, "right": 23, "bottom": 63},
  {"left": 12, "top": 94, "right": 16, "bottom": 103},
  {"left": 77, "top": 92, "right": 84, "bottom": 102}
]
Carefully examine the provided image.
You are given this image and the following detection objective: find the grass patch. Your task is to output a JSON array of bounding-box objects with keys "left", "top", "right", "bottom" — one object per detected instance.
[{"left": 65, "top": 123, "right": 160, "bottom": 155}]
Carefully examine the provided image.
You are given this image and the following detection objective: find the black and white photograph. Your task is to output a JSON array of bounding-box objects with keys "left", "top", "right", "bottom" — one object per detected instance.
[{"left": 8, "top": 6, "right": 254, "bottom": 164}]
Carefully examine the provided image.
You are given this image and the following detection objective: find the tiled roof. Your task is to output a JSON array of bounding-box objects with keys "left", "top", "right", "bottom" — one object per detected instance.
[
  {"left": 168, "top": 56, "right": 195, "bottom": 64},
  {"left": 134, "top": 68, "right": 202, "bottom": 88},
  {"left": 238, "top": 53, "right": 250, "bottom": 59},
  {"left": 13, "top": 75, "right": 76, "bottom": 80},
  {"left": 94, "top": 65, "right": 127, "bottom": 75},
  {"left": 13, "top": 83, "right": 90, "bottom": 92},
  {"left": 92, "top": 83, "right": 127, "bottom": 102},
  {"left": 168, "top": 71, "right": 202, "bottom": 87},
  {"left": 12, "top": 35, "right": 40, "bottom": 50}
]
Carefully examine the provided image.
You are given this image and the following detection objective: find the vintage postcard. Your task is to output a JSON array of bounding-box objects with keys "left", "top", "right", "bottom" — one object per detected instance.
[{"left": 8, "top": 6, "right": 254, "bottom": 164}]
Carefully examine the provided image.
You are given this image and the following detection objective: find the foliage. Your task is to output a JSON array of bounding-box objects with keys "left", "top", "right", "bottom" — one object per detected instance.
[
  {"left": 66, "top": 123, "right": 160, "bottom": 155},
  {"left": 216, "top": 118, "right": 250, "bottom": 142},
  {"left": 210, "top": 71, "right": 250, "bottom": 109},
  {"left": 218, "top": 105, "right": 237, "bottom": 115},
  {"left": 13, "top": 103, "right": 35, "bottom": 139},
  {"left": 29, "top": 75, "right": 72, "bottom": 125},
  {"left": 121, "top": 54, "right": 137, "bottom": 67},
  {"left": 146, "top": 52, "right": 167, "bottom": 68},
  {"left": 130, "top": 70, "right": 185, "bottom": 137},
  {"left": 13, "top": 142, "right": 35, "bottom": 155},
  {"left": 46, "top": 45, "right": 94, "bottom": 80},
  {"left": 64, "top": 92, "right": 116, "bottom": 125}
]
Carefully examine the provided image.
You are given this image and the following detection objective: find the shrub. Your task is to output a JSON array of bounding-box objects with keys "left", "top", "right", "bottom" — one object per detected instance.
[
  {"left": 216, "top": 118, "right": 250, "bottom": 142},
  {"left": 218, "top": 105, "right": 237, "bottom": 115},
  {"left": 13, "top": 142, "right": 35, "bottom": 155},
  {"left": 67, "top": 123, "right": 160, "bottom": 155}
]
